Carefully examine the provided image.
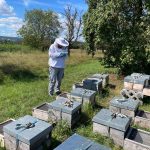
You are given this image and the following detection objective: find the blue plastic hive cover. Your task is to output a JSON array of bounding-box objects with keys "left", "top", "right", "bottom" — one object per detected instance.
[
  {"left": 54, "top": 133, "right": 111, "bottom": 150},
  {"left": 124, "top": 76, "right": 134, "bottom": 83},
  {"left": 49, "top": 97, "right": 81, "bottom": 114},
  {"left": 83, "top": 78, "right": 102, "bottom": 91},
  {"left": 110, "top": 96, "right": 139, "bottom": 111},
  {"left": 70, "top": 88, "right": 96, "bottom": 99},
  {"left": 92, "top": 109, "right": 131, "bottom": 132},
  {"left": 3, "top": 115, "right": 53, "bottom": 145}
]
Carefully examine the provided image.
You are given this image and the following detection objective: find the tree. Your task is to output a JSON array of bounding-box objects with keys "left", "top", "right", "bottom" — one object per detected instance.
[
  {"left": 83, "top": 0, "right": 150, "bottom": 74},
  {"left": 63, "top": 5, "right": 82, "bottom": 56},
  {"left": 18, "top": 9, "right": 60, "bottom": 51}
]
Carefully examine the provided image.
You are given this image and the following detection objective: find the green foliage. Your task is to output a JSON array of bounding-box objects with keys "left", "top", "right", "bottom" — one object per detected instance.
[
  {"left": 0, "top": 44, "right": 23, "bottom": 52},
  {"left": 83, "top": 0, "right": 150, "bottom": 74},
  {"left": 18, "top": 9, "right": 60, "bottom": 50}
]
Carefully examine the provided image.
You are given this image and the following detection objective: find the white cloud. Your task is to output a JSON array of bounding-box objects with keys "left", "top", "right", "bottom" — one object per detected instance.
[
  {"left": 0, "top": 0, "right": 15, "bottom": 16},
  {"left": 0, "top": 17, "right": 24, "bottom": 36},
  {"left": 23, "top": 0, "right": 30, "bottom": 6}
]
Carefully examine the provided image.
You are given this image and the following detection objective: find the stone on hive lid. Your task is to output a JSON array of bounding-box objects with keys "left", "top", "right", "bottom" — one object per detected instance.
[
  {"left": 70, "top": 88, "right": 96, "bottom": 99},
  {"left": 54, "top": 133, "right": 111, "bottom": 150},
  {"left": 3, "top": 115, "right": 53, "bottom": 145},
  {"left": 92, "top": 109, "right": 131, "bottom": 132},
  {"left": 49, "top": 97, "right": 81, "bottom": 115},
  {"left": 110, "top": 96, "right": 139, "bottom": 111}
]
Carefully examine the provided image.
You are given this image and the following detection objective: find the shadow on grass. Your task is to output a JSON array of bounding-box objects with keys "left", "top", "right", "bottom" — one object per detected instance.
[
  {"left": 143, "top": 96, "right": 150, "bottom": 104},
  {"left": 0, "top": 64, "right": 47, "bottom": 82},
  {"left": 50, "top": 138, "right": 61, "bottom": 150}
]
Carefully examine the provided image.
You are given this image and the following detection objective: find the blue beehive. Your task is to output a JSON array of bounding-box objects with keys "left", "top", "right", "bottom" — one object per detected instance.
[
  {"left": 109, "top": 97, "right": 140, "bottom": 118},
  {"left": 92, "top": 109, "right": 131, "bottom": 146},
  {"left": 54, "top": 133, "right": 111, "bottom": 150},
  {"left": 70, "top": 88, "right": 96, "bottom": 105},
  {"left": 83, "top": 78, "right": 102, "bottom": 94},
  {"left": 48, "top": 98, "right": 81, "bottom": 127},
  {"left": 3, "top": 115, "right": 53, "bottom": 150}
]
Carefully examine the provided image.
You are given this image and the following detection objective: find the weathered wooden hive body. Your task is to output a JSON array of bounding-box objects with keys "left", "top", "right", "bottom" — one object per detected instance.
[
  {"left": 70, "top": 88, "right": 96, "bottom": 105},
  {"left": 0, "top": 119, "right": 15, "bottom": 148},
  {"left": 92, "top": 109, "right": 131, "bottom": 146},
  {"left": 32, "top": 102, "right": 50, "bottom": 121},
  {"left": 109, "top": 96, "right": 140, "bottom": 118},
  {"left": 134, "top": 110, "right": 150, "bottom": 129},
  {"left": 54, "top": 133, "right": 111, "bottom": 150},
  {"left": 82, "top": 78, "right": 102, "bottom": 94},
  {"left": 48, "top": 97, "right": 81, "bottom": 127},
  {"left": 3, "top": 115, "right": 53, "bottom": 150},
  {"left": 90, "top": 74, "right": 109, "bottom": 88},
  {"left": 124, "top": 128, "right": 150, "bottom": 150}
]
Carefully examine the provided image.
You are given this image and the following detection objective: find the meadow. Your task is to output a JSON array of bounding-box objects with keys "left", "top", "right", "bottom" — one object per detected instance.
[{"left": 0, "top": 48, "right": 150, "bottom": 150}]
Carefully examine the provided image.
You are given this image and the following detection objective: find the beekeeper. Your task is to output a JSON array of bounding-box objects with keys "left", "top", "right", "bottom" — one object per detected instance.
[{"left": 48, "top": 38, "right": 69, "bottom": 96}]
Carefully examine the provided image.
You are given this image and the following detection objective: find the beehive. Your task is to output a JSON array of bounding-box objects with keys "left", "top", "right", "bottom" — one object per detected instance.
[
  {"left": 109, "top": 97, "right": 139, "bottom": 118},
  {"left": 70, "top": 88, "right": 96, "bottom": 105},
  {"left": 134, "top": 110, "right": 150, "bottom": 129},
  {"left": 124, "top": 128, "right": 150, "bottom": 150},
  {"left": 83, "top": 78, "right": 102, "bottom": 94},
  {"left": 92, "top": 109, "right": 131, "bottom": 146},
  {"left": 48, "top": 98, "right": 81, "bottom": 127},
  {"left": 3, "top": 115, "right": 53, "bottom": 150},
  {"left": 32, "top": 102, "right": 50, "bottom": 121},
  {"left": 54, "top": 133, "right": 111, "bottom": 150},
  {"left": 91, "top": 74, "right": 109, "bottom": 88},
  {"left": 56, "top": 92, "right": 70, "bottom": 100},
  {"left": 124, "top": 76, "right": 134, "bottom": 90}
]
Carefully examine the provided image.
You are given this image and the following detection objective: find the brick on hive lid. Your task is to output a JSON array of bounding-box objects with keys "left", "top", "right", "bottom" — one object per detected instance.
[
  {"left": 83, "top": 78, "right": 102, "bottom": 94},
  {"left": 92, "top": 109, "right": 131, "bottom": 146},
  {"left": 70, "top": 88, "right": 96, "bottom": 105},
  {"left": 54, "top": 133, "right": 111, "bottom": 150},
  {"left": 48, "top": 97, "right": 81, "bottom": 127},
  {"left": 3, "top": 115, "right": 53, "bottom": 150},
  {"left": 109, "top": 96, "right": 140, "bottom": 118}
]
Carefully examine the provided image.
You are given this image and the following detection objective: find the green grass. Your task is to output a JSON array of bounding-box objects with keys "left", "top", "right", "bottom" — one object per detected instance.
[{"left": 0, "top": 50, "right": 150, "bottom": 150}]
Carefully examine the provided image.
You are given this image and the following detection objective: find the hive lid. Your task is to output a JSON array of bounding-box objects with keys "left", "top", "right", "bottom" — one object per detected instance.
[
  {"left": 3, "top": 115, "right": 53, "bottom": 145},
  {"left": 124, "top": 76, "right": 134, "bottom": 83},
  {"left": 92, "top": 74, "right": 109, "bottom": 79},
  {"left": 54, "top": 133, "right": 111, "bottom": 150},
  {"left": 110, "top": 96, "right": 139, "bottom": 111},
  {"left": 49, "top": 98, "right": 81, "bottom": 114},
  {"left": 70, "top": 88, "right": 96, "bottom": 99},
  {"left": 92, "top": 109, "right": 131, "bottom": 132}
]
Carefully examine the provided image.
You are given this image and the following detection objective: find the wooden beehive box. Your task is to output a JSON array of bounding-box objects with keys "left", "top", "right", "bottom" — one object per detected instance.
[
  {"left": 143, "top": 87, "right": 150, "bottom": 96},
  {"left": 109, "top": 96, "right": 140, "bottom": 118},
  {"left": 134, "top": 110, "right": 150, "bottom": 129},
  {"left": 48, "top": 98, "right": 81, "bottom": 127},
  {"left": 70, "top": 88, "right": 96, "bottom": 105},
  {"left": 92, "top": 109, "right": 131, "bottom": 146},
  {"left": 32, "top": 102, "right": 50, "bottom": 121},
  {"left": 3, "top": 115, "right": 53, "bottom": 150},
  {"left": 90, "top": 74, "right": 109, "bottom": 88},
  {"left": 124, "top": 76, "right": 134, "bottom": 90},
  {"left": 0, "top": 119, "right": 15, "bottom": 148},
  {"left": 54, "top": 133, "right": 111, "bottom": 150},
  {"left": 124, "top": 128, "right": 150, "bottom": 150},
  {"left": 82, "top": 78, "right": 102, "bottom": 94}
]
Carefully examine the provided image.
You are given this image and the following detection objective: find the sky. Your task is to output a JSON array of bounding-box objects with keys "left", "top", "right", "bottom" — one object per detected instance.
[{"left": 0, "top": 0, "right": 88, "bottom": 37}]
